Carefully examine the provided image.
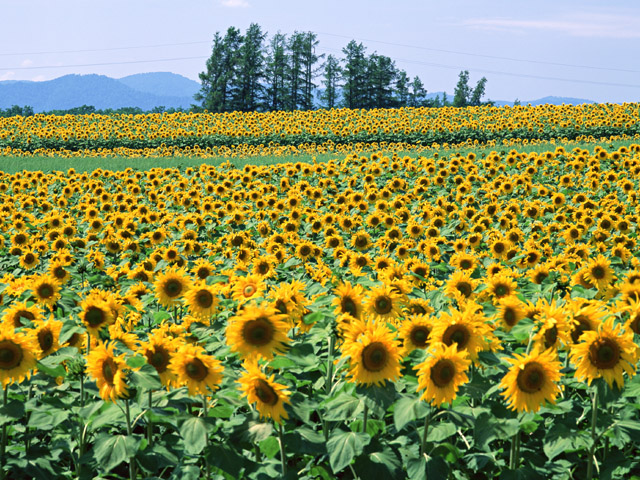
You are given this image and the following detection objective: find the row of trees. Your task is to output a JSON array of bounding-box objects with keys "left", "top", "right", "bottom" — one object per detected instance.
[{"left": 196, "top": 24, "right": 490, "bottom": 113}]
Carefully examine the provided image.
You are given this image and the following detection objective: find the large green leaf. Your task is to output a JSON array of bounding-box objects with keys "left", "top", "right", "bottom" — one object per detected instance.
[
  {"left": 130, "top": 363, "right": 162, "bottom": 390},
  {"left": 93, "top": 434, "right": 139, "bottom": 473},
  {"left": 180, "top": 417, "right": 208, "bottom": 455},
  {"left": 28, "top": 408, "right": 69, "bottom": 430},
  {"left": 327, "top": 430, "right": 370, "bottom": 473}
]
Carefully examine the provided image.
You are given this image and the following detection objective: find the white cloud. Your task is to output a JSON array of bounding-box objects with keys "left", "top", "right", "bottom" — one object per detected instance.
[
  {"left": 0, "top": 71, "right": 15, "bottom": 81},
  {"left": 219, "top": 0, "right": 249, "bottom": 7},
  {"left": 20, "top": 59, "right": 33, "bottom": 67},
  {"left": 462, "top": 13, "right": 640, "bottom": 39},
  {"left": 32, "top": 75, "right": 46, "bottom": 81}
]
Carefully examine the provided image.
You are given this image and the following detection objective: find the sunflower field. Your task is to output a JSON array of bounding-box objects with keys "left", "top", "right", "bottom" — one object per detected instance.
[{"left": 0, "top": 107, "right": 640, "bottom": 479}]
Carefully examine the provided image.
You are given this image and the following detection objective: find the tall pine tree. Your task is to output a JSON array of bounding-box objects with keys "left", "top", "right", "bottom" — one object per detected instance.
[
  {"left": 320, "top": 54, "right": 341, "bottom": 109},
  {"left": 341, "top": 40, "right": 368, "bottom": 109},
  {"left": 265, "top": 33, "right": 289, "bottom": 111},
  {"left": 236, "top": 23, "right": 267, "bottom": 111}
]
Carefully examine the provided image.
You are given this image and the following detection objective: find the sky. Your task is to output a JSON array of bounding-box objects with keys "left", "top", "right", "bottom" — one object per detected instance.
[{"left": 1, "top": 0, "right": 640, "bottom": 103}]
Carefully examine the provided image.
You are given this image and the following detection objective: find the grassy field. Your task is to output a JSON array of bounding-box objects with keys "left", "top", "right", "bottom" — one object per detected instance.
[{"left": 0, "top": 137, "right": 635, "bottom": 173}]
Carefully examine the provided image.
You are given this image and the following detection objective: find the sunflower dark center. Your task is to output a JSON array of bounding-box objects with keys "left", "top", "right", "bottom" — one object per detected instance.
[
  {"left": 197, "top": 267, "right": 211, "bottom": 279},
  {"left": 460, "top": 260, "right": 473, "bottom": 270},
  {"left": 443, "top": 325, "right": 470, "bottom": 350},
  {"left": 410, "top": 327, "right": 430, "bottom": 347},
  {"left": 38, "top": 330, "right": 54, "bottom": 352},
  {"left": 516, "top": 362, "right": 545, "bottom": 393},
  {"left": 361, "top": 342, "right": 388, "bottom": 372},
  {"left": 431, "top": 359, "right": 456, "bottom": 388},
  {"left": 494, "top": 284, "right": 510, "bottom": 297},
  {"left": 185, "top": 358, "right": 209, "bottom": 381},
  {"left": 591, "top": 266, "right": 606, "bottom": 280},
  {"left": 543, "top": 325, "right": 558, "bottom": 348},
  {"left": 355, "top": 236, "right": 368, "bottom": 248},
  {"left": 164, "top": 279, "right": 183, "bottom": 297},
  {"left": 374, "top": 296, "right": 393, "bottom": 315},
  {"left": 456, "top": 282, "right": 472, "bottom": 298},
  {"left": 85, "top": 306, "right": 106, "bottom": 327},
  {"left": 571, "top": 317, "right": 592, "bottom": 343},
  {"left": 589, "top": 338, "right": 620, "bottom": 369},
  {"left": 146, "top": 347, "right": 169, "bottom": 373},
  {"left": 102, "top": 359, "right": 116, "bottom": 384},
  {"left": 504, "top": 308, "right": 517, "bottom": 327},
  {"left": 0, "top": 341, "right": 22, "bottom": 370},
  {"left": 255, "top": 379, "right": 279, "bottom": 406},
  {"left": 196, "top": 290, "right": 214, "bottom": 309},
  {"left": 341, "top": 297, "right": 358, "bottom": 317},
  {"left": 37, "top": 284, "right": 54, "bottom": 299},
  {"left": 630, "top": 315, "right": 640, "bottom": 335},
  {"left": 299, "top": 245, "right": 311, "bottom": 256},
  {"left": 242, "top": 319, "right": 274, "bottom": 346}
]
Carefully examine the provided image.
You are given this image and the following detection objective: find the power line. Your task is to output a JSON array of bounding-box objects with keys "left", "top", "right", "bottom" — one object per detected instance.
[
  {"left": 316, "top": 31, "right": 640, "bottom": 74},
  {"left": 0, "top": 41, "right": 211, "bottom": 57},
  {"left": 318, "top": 46, "right": 640, "bottom": 89},
  {"left": 0, "top": 56, "right": 208, "bottom": 71}
]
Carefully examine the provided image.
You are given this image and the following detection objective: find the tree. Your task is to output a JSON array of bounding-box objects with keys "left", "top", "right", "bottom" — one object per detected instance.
[
  {"left": 320, "top": 54, "right": 341, "bottom": 109},
  {"left": 341, "top": 40, "right": 368, "bottom": 109},
  {"left": 469, "top": 76, "right": 488, "bottom": 106},
  {"left": 265, "top": 33, "right": 289, "bottom": 111},
  {"left": 395, "top": 70, "right": 410, "bottom": 107},
  {"left": 408, "top": 76, "right": 427, "bottom": 107},
  {"left": 453, "top": 70, "right": 471, "bottom": 107},
  {"left": 195, "top": 27, "right": 242, "bottom": 112},
  {"left": 365, "top": 53, "right": 398, "bottom": 109},
  {"left": 300, "top": 32, "right": 323, "bottom": 110},
  {"left": 236, "top": 23, "right": 267, "bottom": 111}
]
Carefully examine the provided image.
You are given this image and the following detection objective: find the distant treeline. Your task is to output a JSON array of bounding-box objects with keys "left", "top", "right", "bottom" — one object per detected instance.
[
  {"left": 196, "top": 24, "right": 490, "bottom": 112},
  {"left": 0, "top": 104, "right": 198, "bottom": 118}
]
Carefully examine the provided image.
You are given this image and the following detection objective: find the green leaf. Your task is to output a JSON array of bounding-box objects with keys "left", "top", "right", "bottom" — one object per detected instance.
[
  {"left": 0, "top": 400, "right": 25, "bottom": 426},
  {"left": 356, "top": 382, "right": 396, "bottom": 416},
  {"left": 246, "top": 421, "right": 273, "bottom": 443},
  {"left": 130, "top": 363, "right": 162, "bottom": 390},
  {"left": 36, "top": 359, "right": 66, "bottom": 378},
  {"left": 323, "top": 393, "right": 363, "bottom": 421},
  {"left": 93, "top": 434, "right": 139, "bottom": 473},
  {"left": 327, "top": 430, "right": 370, "bottom": 473},
  {"left": 302, "top": 311, "right": 323, "bottom": 325},
  {"left": 394, "top": 396, "right": 426, "bottom": 431},
  {"left": 126, "top": 355, "right": 147, "bottom": 368},
  {"left": 259, "top": 436, "right": 280, "bottom": 459},
  {"left": 180, "top": 417, "right": 208, "bottom": 455},
  {"left": 28, "top": 408, "right": 69, "bottom": 430},
  {"left": 543, "top": 423, "right": 574, "bottom": 461},
  {"left": 428, "top": 422, "right": 457, "bottom": 442}
]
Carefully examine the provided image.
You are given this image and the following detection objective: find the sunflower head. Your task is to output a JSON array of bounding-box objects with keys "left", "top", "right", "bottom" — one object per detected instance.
[
  {"left": 0, "top": 326, "right": 38, "bottom": 387},
  {"left": 415, "top": 342, "right": 471, "bottom": 407},
  {"left": 169, "top": 343, "right": 224, "bottom": 396},
  {"left": 238, "top": 361, "right": 290, "bottom": 424},
  {"left": 226, "top": 303, "right": 290, "bottom": 360}
]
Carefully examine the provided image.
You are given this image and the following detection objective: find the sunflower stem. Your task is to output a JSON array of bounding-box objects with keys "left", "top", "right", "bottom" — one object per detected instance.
[
  {"left": 326, "top": 333, "right": 335, "bottom": 394},
  {"left": 277, "top": 422, "right": 286, "bottom": 476},
  {"left": 1, "top": 385, "right": 8, "bottom": 480},
  {"left": 124, "top": 399, "right": 136, "bottom": 480},
  {"left": 202, "top": 395, "right": 211, "bottom": 480},
  {"left": 147, "top": 390, "right": 153, "bottom": 447},
  {"left": 586, "top": 387, "right": 599, "bottom": 480},
  {"left": 420, "top": 411, "right": 430, "bottom": 457},
  {"left": 362, "top": 404, "right": 368, "bottom": 434}
]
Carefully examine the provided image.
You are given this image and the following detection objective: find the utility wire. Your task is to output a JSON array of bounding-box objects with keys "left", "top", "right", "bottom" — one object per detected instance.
[
  {"left": 315, "top": 31, "right": 640, "bottom": 74},
  {"left": 0, "top": 41, "right": 211, "bottom": 56},
  {"left": 0, "top": 56, "right": 208, "bottom": 71}
]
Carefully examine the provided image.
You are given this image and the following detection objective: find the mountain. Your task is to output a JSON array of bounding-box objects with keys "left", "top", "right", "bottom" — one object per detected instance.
[
  {"left": 117, "top": 72, "right": 200, "bottom": 98},
  {"left": 0, "top": 73, "right": 200, "bottom": 112},
  {"left": 493, "top": 96, "right": 596, "bottom": 107}
]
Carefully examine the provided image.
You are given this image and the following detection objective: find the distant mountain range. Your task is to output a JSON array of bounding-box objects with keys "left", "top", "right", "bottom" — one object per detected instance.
[
  {"left": 0, "top": 73, "right": 200, "bottom": 111},
  {"left": 0, "top": 72, "right": 596, "bottom": 112}
]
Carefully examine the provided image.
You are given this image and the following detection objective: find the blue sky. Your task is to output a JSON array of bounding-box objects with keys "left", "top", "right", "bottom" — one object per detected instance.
[{"left": 2, "top": 0, "right": 640, "bottom": 103}]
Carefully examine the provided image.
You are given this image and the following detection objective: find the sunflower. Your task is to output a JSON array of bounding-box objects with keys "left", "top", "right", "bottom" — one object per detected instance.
[
  {"left": 85, "top": 342, "right": 129, "bottom": 402},
  {"left": 30, "top": 275, "right": 61, "bottom": 309},
  {"left": 495, "top": 296, "right": 525, "bottom": 331},
  {"left": 226, "top": 303, "right": 290, "bottom": 360},
  {"left": 532, "top": 300, "right": 572, "bottom": 351},
  {"left": 0, "top": 325, "right": 38, "bottom": 387},
  {"left": 567, "top": 300, "right": 605, "bottom": 343},
  {"left": 582, "top": 255, "right": 615, "bottom": 291},
  {"left": 444, "top": 271, "right": 479, "bottom": 305},
  {"left": 484, "top": 273, "right": 518, "bottom": 302},
  {"left": 79, "top": 296, "right": 115, "bottom": 337},
  {"left": 270, "top": 283, "right": 302, "bottom": 324},
  {"left": 153, "top": 267, "right": 191, "bottom": 308},
  {"left": 364, "top": 284, "right": 402, "bottom": 323},
  {"left": 238, "top": 360, "right": 291, "bottom": 424},
  {"left": 184, "top": 282, "right": 220, "bottom": 319},
  {"left": 231, "top": 274, "right": 266, "bottom": 305},
  {"left": 191, "top": 259, "right": 216, "bottom": 281},
  {"left": 429, "top": 304, "right": 489, "bottom": 361},
  {"left": 169, "top": 343, "right": 224, "bottom": 396},
  {"left": 1, "top": 301, "right": 43, "bottom": 329},
  {"left": 332, "top": 281, "right": 364, "bottom": 320},
  {"left": 499, "top": 348, "right": 562, "bottom": 413},
  {"left": 415, "top": 342, "right": 470, "bottom": 407},
  {"left": 49, "top": 260, "right": 71, "bottom": 284},
  {"left": 399, "top": 314, "right": 433, "bottom": 355},
  {"left": 33, "top": 318, "right": 63, "bottom": 358},
  {"left": 623, "top": 300, "right": 640, "bottom": 335},
  {"left": 19, "top": 250, "right": 39, "bottom": 270},
  {"left": 341, "top": 321, "right": 401, "bottom": 386},
  {"left": 570, "top": 317, "right": 638, "bottom": 389}
]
